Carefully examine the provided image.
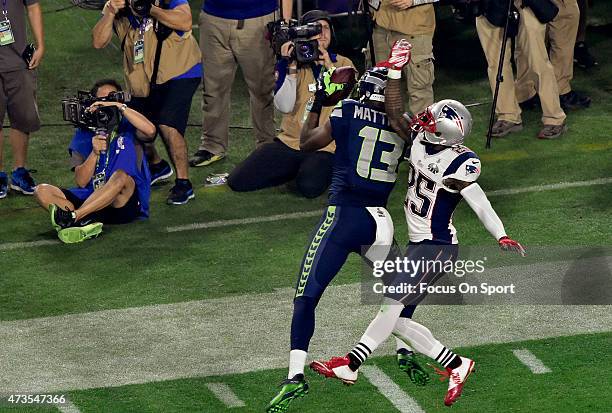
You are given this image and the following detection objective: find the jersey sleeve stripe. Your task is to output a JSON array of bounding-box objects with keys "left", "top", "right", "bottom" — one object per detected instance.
[{"left": 443, "top": 152, "right": 479, "bottom": 177}]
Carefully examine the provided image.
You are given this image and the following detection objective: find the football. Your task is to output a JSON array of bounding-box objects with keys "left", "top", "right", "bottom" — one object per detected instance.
[{"left": 322, "top": 66, "right": 358, "bottom": 106}]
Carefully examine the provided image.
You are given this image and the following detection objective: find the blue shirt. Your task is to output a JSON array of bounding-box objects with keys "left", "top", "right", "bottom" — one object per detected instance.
[
  {"left": 327, "top": 99, "right": 406, "bottom": 207},
  {"left": 68, "top": 120, "right": 152, "bottom": 219},
  {"left": 202, "top": 0, "right": 277, "bottom": 20}
]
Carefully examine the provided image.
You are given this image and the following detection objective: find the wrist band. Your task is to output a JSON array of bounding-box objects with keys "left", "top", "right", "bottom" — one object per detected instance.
[
  {"left": 388, "top": 69, "right": 402, "bottom": 79},
  {"left": 287, "top": 67, "right": 298, "bottom": 75},
  {"left": 119, "top": 104, "right": 128, "bottom": 113}
]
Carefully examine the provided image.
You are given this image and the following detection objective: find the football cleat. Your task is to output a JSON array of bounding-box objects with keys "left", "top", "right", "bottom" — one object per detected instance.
[
  {"left": 57, "top": 222, "right": 104, "bottom": 244},
  {"left": 433, "top": 356, "right": 475, "bottom": 406},
  {"left": 266, "top": 374, "right": 308, "bottom": 413},
  {"left": 397, "top": 349, "right": 430, "bottom": 386},
  {"left": 49, "top": 204, "right": 77, "bottom": 231},
  {"left": 309, "top": 356, "right": 358, "bottom": 385}
]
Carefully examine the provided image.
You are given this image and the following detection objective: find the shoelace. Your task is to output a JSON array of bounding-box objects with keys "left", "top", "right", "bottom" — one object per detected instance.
[
  {"left": 18, "top": 168, "right": 37, "bottom": 187},
  {"left": 430, "top": 364, "right": 450, "bottom": 382},
  {"left": 431, "top": 365, "right": 462, "bottom": 385}
]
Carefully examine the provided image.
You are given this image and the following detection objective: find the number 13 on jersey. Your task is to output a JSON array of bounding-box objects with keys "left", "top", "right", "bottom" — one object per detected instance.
[{"left": 356, "top": 126, "right": 404, "bottom": 182}]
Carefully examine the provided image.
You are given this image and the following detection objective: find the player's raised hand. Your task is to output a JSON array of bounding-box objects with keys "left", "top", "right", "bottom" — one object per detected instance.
[
  {"left": 388, "top": 39, "right": 412, "bottom": 70},
  {"left": 498, "top": 236, "right": 526, "bottom": 257}
]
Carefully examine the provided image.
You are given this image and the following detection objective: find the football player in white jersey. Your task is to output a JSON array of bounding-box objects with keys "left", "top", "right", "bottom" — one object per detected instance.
[{"left": 310, "top": 39, "right": 526, "bottom": 407}]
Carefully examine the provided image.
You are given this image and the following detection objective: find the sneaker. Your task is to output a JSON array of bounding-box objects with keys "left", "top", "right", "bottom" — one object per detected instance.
[
  {"left": 490, "top": 120, "right": 523, "bottom": 138},
  {"left": 519, "top": 94, "right": 540, "bottom": 111},
  {"left": 309, "top": 355, "right": 358, "bottom": 385},
  {"left": 0, "top": 172, "right": 7, "bottom": 199},
  {"left": 397, "top": 349, "right": 430, "bottom": 386},
  {"left": 149, "top": 159, "right": 174, "bottom": 186},
  {"left": 167, "top": 179, "right": 194, "bottom": 205},
  {"left": 49, "top": 204, "right": 77, "bottom": 231},
  {"left": 560, "top": 90, "right": 591, "bottom": 111},
  {"left": 266, "top": 374, "right": 309, "bottom": 413},
  {"left": 10, "top": 167, "right": 36, "bottom": 195},
  {"left": 574, "top": 41, "right": 598, "bottom": 69},
  {"left": 57, "top": 222, "right": 104, "bottom": 244},
  {"left": 189, "top": 150, "right": 225, "bottom": 167},
  {"left": 537, "top": 123, "right": 567, "bottom": 140},
  {"left": 433, "top": 356, "right": 475, "bottom": 406}
]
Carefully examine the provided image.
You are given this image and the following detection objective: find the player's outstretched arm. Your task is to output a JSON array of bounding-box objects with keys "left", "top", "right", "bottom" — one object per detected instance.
[
  {"left": 446, "top": 178, "right": 526, "bottom": 256},
  {"left": 381, "top": 39, "right": 413, "bottom": 143}
]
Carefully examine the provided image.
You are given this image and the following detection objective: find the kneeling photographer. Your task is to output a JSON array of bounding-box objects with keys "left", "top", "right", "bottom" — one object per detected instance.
[
  {"left": 92, "top": 0, "right": 202, "bottom": 205},
  {"left": 227, "top": 10, "right": 355, "bottom": 199},
  {"left": 34, "top": 79, "right": 155, "bottom": 244}
]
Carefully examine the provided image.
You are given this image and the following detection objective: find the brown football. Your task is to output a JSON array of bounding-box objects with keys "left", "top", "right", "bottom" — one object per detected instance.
[{"left": 323, "top": 66, "right": 358, "bottom": 106}]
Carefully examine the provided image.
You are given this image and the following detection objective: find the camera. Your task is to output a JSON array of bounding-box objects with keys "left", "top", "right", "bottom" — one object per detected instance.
[
  {"left": 267, "top": 19, "right": 322, "bottom": 64},
  {"left": 61, "top": 91, "right": 129, "bottom": 133},
  {"left": 129, "top": 0, "right": 153, "bottom": 17}
]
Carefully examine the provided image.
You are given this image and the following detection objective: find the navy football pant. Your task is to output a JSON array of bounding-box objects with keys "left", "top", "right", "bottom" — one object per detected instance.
[{"left": 291, "top": 206, "right": 380, "bottom": 351}]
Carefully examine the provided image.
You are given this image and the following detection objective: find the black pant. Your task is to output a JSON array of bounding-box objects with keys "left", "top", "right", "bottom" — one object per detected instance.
[{"left": 227, "top": 139, "right": 334, "bottom": 199}]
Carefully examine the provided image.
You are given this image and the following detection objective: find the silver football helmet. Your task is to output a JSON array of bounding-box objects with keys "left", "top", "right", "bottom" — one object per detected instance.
[{"left": 412, "top": 99, "right": 472, "bottom": 146}]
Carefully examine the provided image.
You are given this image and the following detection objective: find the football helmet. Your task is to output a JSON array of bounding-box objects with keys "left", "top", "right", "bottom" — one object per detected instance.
[
  {"left": 413, "top": 99, "right": 472, "bottom": 146},
  {"left": 356, "top": 66, "right": 388, "bottom": 105}
]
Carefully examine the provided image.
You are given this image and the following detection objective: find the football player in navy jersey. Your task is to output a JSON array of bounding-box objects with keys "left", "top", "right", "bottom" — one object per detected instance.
[
  {"left": 266, "top": 64, "right": 411, "bottom": 412},
  {"left": 310, "top": 39, "right": 526, "bottom": 407}
]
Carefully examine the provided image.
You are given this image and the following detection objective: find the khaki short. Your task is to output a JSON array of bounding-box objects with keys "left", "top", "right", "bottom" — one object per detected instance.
[{"left": 0, "top": 69, "right": 41, "bottom": 133}]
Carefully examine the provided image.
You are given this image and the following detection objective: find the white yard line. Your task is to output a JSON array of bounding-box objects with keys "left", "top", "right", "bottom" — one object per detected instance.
[
  {"left": 164, "top": 177, "right": 612, "bottom": 233},
  {"left": 486, "top": 177, "right": 612, "bottom": 196},
  {"left": 512, "top": 349, "right": 552, "bottom": 374},
  {"left": 166, "top": 210, "right": 322, "bottom": 233},
  {"left": 1, "top": 178, "right": 609, "bottom": 246},
  {"left": 0, "top": 257, "right": 610, "bottom": 394},
  {"left": 0, "top": 239, "right": 60, "bottom": 251},
  {"left": 361, "top": 365, "right": 425, "bottom": 413},
  {"left": 204, "top": 383, "right": 246, "bottom": 408}
]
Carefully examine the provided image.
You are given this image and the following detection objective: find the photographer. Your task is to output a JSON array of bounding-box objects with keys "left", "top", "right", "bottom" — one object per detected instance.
[
  {"left": 189, "top": 0, "right": 293, "bottom": 168},
  {"left": 370, "top": 0, "right": 438, "bottom": 114},
  {"left": 0, "top": 0, "right": 44, "bottom": 199},
  {"left": 92, "top": 0, "right": 201, "bottom": 205},
  {"left": 227, "top": 10, "right": 355, "bottom": 198},
  {"left": 34, "top": 79, "right": 155, "bottom": 244}
]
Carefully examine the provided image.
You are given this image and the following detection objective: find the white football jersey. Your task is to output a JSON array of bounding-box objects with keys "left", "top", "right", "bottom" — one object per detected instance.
[{"left": 404, "top": 139, "right": 481, "bottom": 244}]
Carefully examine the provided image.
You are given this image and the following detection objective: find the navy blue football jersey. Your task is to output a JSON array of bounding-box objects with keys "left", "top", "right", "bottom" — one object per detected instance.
[{"left": 328, "top": 99, "right": 405, "bottom": 207}]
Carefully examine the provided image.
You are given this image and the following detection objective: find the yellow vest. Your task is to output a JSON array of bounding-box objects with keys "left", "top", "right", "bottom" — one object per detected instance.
[
  {"left": 110, "top": 5, "right": 201, "bottom": 97},
  {"left": 371, "top": 1, "right": 435, "bottom": 35},
  {"left": 278, "top": 54, "right": 355, "bottom": 153}
]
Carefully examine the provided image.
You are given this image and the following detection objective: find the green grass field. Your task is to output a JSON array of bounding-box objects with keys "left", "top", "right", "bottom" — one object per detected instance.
[{"left": 0, "top": 1, "right": 611, "bottom": 412}]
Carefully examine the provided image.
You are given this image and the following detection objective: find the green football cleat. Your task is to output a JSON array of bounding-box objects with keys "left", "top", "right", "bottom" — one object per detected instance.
[
  {"left": 266, "top": 374, "right": 309, "bottom": 413},
  {"left": 57, "top": 222, "right": 103, "bottom": 244},
  {"left": 397, "top": 349, "right": 430, "bottom": 386}
]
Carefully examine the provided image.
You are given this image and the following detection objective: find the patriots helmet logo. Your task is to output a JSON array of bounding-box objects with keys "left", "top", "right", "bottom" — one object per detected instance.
[{"left": 439, "top": 104, "right": 464, "bottom": 135}]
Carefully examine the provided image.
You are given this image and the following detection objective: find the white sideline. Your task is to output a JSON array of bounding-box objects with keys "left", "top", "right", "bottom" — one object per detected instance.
[
  {"left": 0, "top": 178, "right": 609, "bottom": 248},
  {"left": 165, "top": 177, "right": 612, "bottom": 233},
  {"left": 0, "top": 239, "right": 59, "bottom": 251},
  {"left": 361, "top": 366, "right": 425, "bottom": 413},
  {"left": 166, "top": 178, "right": 612, "bottom": 232},
  {"left": 204, "top": 383, "right": 246, "bottom": 408},
  {"left": 512, "top": 349, "right": 552, "bottom": 374}
]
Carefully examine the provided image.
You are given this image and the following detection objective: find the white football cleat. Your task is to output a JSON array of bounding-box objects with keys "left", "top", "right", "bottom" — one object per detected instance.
[
  {"left": 310, "top": 356, "right": 358, "bottom": 385},
  {"left": 442, "top": 356, "right": 475, "bottom": 406}
]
